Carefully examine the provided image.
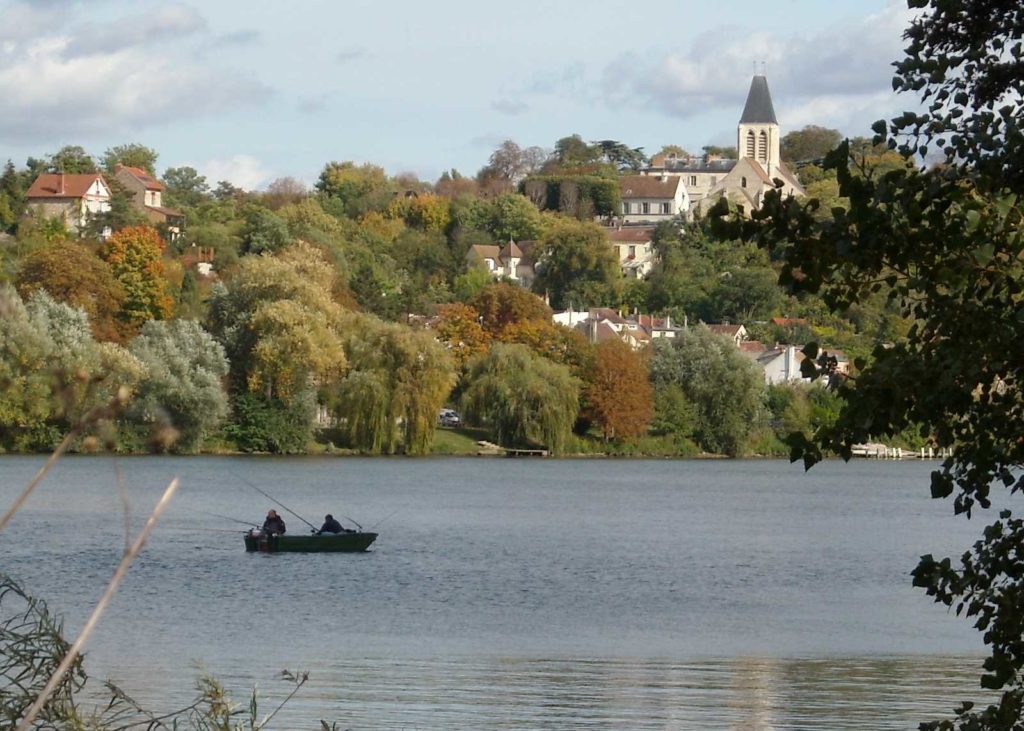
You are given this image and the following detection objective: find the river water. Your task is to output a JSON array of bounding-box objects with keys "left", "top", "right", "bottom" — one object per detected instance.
[{"left": 0, "top": 456, "right": 1003, "bottom": 729}]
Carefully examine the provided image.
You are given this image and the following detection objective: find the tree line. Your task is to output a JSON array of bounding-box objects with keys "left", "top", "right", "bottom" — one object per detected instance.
[{"left": 0, "top": 129, "right": 905, "bottom": 457}]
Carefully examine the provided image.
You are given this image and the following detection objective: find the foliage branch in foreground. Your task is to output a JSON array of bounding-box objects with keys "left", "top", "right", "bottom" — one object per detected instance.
[{"left": 713, "top": 1, "right": 1024, "bottom": 727}]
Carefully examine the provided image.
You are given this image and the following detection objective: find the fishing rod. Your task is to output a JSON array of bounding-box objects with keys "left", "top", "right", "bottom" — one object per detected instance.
[
  {"left": 367, "top": 508, "right": 400, "bottom": 531},
  {"left": 239, "top": 477, "right": 319, "bottom": 533},
  {"left": 339, "top": 513, "right": 364, "bottom": 531},
  {"left": 202, "top": 510, "right": 257, "bottom": 527}
]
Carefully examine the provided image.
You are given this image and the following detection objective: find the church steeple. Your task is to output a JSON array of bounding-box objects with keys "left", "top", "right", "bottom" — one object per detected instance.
[{"left": 737, "top": 74, "right": 780, "bottom": 173}]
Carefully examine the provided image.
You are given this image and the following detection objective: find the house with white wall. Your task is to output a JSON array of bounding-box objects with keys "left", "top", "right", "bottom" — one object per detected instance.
[
  {"left": 606, "top": 226, "right": 656, "bottom": 278},
  {"left": 25, "top": 173, "right": 111, "bottom": 234},
  {"left": 619, "top": 175, "right": 688, "bottom": 224}
]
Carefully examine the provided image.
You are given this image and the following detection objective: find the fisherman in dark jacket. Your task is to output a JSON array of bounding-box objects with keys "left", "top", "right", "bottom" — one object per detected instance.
[
  {"left": 262, "top": 509, "right": 286, "bottom": 535},
  {"left": 318, "top": 514, "right": 344, "bottom": 534}
]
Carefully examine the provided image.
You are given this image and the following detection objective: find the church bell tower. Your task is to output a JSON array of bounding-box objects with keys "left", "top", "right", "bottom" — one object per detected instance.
[{"left": 737, "top": 74, "right": 780, "bottom": 176}]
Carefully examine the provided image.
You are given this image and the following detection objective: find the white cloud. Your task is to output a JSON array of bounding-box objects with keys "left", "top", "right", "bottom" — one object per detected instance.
[
  {"left": 199, "top": 154, "right": 273, "bottom": 190},
  {"left": 0, "top": 2, "right": 69, "bottom": 42},
  {"left": 601, "top": 2, "right": 914, "bottom": 128},
  {"left": 0, "top": 33, "right": 269, "bottom": 143}
]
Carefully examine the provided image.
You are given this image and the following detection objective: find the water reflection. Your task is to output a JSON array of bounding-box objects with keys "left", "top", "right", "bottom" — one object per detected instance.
[{"left": 194, "top": 655, "right": 980, "bottom": 730}]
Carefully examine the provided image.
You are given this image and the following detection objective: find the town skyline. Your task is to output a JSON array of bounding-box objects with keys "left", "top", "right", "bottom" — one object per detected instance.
[{"left": 0, "top": 0, "right": 914, "bottom": 189}]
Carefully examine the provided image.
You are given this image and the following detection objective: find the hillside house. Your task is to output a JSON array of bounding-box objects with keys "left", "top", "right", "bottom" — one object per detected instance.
[
  {"left": 465, "top": 240, "right": 536, "bottom": 287},
  {"left": 25, "top": 173, "right": 111, "bottom": 234},
  {"left": 606, "top": 226, "right": 656, "bottom": 278},
  {"left": 619, "top": 175, "right": 688, "bottom": 224},
  {"left": 114, "top": 164, "right": 185, "bottom": 239}
]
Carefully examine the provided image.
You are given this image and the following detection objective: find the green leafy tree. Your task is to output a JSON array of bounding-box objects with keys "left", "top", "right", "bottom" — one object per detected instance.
[
  {"left": 532, "top": 218, "right": 621, "bottom": 309},
  {"left": 101, "top": 143, "right": 159, "bottom": 174},
  {"left": 780, "top": 125, "right": 842, "bottom": 163},
  {"left": 551, "top": 134, "right": 602, "bottom": 169},
  {"left": 46, "top": 146, "right": 96, "bottom": 174},
  {"left": 484, "top": 193, "right": 545, "bottom": 241},
  {"left": 714, "top": 1, "right": 1024, "bottom": 726},
  {"left": 655, "top": 144, "right": 693, "bottom": 159},
  {"left": 701, "top": 145, "right": 737, "bottom": 160},
  {"left": 241, "top": 206, "right": 291, "bottom": 255},
  {"left": 128, "top": 320, "right": 229, "bottom": 452},
  {"left": 650, "top": 383, "right": 698, "bottom": 440},
  {"left": 649, "top": 327, "right": 766, "bottom": 456},
  {"left": 315, "top": 161, "right": 393, "bottom": 217},
  {"left": 593, "top": 139, "right": 647, "bottom": 172},
  {"left": 461, "top": 343, "right": 579, "bottom": 454},
  {"left": 162, "top": 166, "right": 210, "bottom": 209},
  {"left": 707, "top": 266, "right": 784, "bottom": 323}
]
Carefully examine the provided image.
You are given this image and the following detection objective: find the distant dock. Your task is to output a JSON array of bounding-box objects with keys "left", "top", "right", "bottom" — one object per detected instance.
[
  {"left": 505, "top": 448, "right": 549, "bottom": 457},
  {"left": 851, "top": 444, "right": 951, "bottom": 460}
]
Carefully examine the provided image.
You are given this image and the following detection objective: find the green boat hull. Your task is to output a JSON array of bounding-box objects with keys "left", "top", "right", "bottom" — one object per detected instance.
[{"left": 244, "top": 531, "right": 377, "bottom": 553}]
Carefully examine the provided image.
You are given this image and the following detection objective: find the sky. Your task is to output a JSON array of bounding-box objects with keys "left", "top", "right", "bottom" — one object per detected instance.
[{"left": 0, "top": 0, "right": 918, "bottom": 190}]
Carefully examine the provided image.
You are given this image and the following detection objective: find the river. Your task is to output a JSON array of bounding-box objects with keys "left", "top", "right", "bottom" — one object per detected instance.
[{"left": 0, "top": 456, "right": 1000, "bottom": 729}]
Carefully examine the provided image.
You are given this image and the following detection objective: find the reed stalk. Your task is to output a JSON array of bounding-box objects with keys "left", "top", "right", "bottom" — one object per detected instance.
[{"left": 15, "top": 477, "right": 180, "bottom": 731}]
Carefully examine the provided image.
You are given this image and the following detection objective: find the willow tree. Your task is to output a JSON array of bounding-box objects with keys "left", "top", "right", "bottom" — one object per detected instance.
[
  {"left": 461, "top": 343, "right": 579, "bottom": 455},
  {"left": 332, "top": 313, "right": 455, "bottom": 454}
]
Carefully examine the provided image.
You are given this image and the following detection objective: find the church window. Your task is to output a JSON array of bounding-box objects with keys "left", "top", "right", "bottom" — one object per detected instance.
[
  {"left": 741, "top": 176, "right": 747, "bottom": 188},
  {"left": 688, "top": 175, "right": 697, "bottom": 186},
  {"left": 746, "top": 130, "right": 755, "bottom": 158},
  {"left": 758, "top": 130, "right": 768, "bottom": 162}
]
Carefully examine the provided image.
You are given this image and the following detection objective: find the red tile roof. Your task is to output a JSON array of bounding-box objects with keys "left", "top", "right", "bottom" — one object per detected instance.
[
  {"left": 117, "top": 164, "right": 164, "bottom": 191},
  {"left": 27, "top": 173, "right": 108, "bottom": 199}
]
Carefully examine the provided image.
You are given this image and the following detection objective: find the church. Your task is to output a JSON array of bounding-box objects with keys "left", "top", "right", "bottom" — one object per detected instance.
[{"left": 643, "top": 74, "right": 804, "bottom": 216}]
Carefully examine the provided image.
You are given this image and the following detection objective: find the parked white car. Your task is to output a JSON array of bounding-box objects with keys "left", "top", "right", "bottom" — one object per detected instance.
[{"left": 437, "top": 408, "right": 461, "bottom": 427}]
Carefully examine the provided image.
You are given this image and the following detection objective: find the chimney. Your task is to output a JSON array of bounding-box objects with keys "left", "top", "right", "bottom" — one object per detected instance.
[
  {"left": 57, "top": 173, "right": 65, "bottom": 196},
  {"left": 665, "top": 313, "right": 672, "bottom": 329}
]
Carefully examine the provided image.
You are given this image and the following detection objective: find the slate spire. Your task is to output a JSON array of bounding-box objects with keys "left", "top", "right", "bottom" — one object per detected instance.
[{"left": 739, "top": 75, "right": 778, "bottom": 124}]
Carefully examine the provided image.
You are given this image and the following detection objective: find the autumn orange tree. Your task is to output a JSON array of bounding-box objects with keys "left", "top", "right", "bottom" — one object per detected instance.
[
  {"left": 498, "top": 319, "right": 594, "bottom": 377},
  {"left": 99, "top": 225, "right": 173, "bottom": 330},
  {"left": 432, "top": 303, "right": 490, "bottom": 368},
  {"left": 584, "top": 339, "right": 653, "bottom": 441},
  {"left": 470, "top": 282, "right": 552, "bottom": 337}
]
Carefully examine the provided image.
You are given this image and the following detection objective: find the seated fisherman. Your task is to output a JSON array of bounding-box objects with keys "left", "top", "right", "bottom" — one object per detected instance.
[
  {"left": 318, "top": 514, "right": 344, "bottom": 534},
  {"left": 262, "top": 509, "right": 286, "bottom": 535}
]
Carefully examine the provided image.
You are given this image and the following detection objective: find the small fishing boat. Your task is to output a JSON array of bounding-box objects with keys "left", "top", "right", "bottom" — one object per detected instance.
[{"left": 244, "top": 530, "right": 378, "bottom": 553}]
